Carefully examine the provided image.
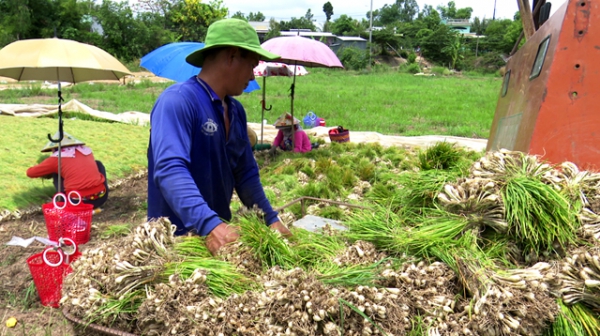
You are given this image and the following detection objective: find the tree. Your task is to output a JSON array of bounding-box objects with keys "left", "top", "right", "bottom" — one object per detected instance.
[
  {"left": 437, "top": 1, "right": 472, "bottom": 20},
  {"left": 280, "top": 16, "right": 316, "bottom": 31},
  {"left": 417, "top": 5, "right": 441, "bottom": 29},
  {"left": 378, "top": 4, "right": 401, "bottom": 25},
  {"left": 396, "top": 0, "right": 419, "bottom": 22},
  {"left": 442, "top": 32, "right": 464, "bottom": 69},
  {"left": 171, "top": 0, "right": 228, "bottom": 42},
  {"left": 437, "top": 1, "right": 457, "bottom": 20},
  {"left": 247, "top": 11, "right": 265, "bottom": 21},
  {"left": 265, "top": 17, "right": 280, "bottom": 40},
  {"left": 331, "top": 14, "right": 363, "bottom": 36},
  {"left": 471, "top": 17, "right": 489, "bottom": 36},
  {"left": 94, "top": 0, "right": 143, "bottom": 60},
  {"left": 231, "top": 10, "right": 246, "bottom": 20},
  {"left": 371, "top": 27, "right": 400, "bottom": 55},
  {"left": 419, "top": 24, "right": 456, "bottom": 65},
  {"left": 304, "top": 9, "right": 314, "bottom": 22},
  {"left": 503, "top": 15, "right": 523, "bottom": 52},
  {"left": 370, "top": 0, "right": 419, "bottom": 26},
  {"left": 482, "top": 19, "right": 513, "bottom": 53},
  {"left": 56, "top": 0, "right": 90, "bottom": 40},
  {"left": 0, "top": 0, "right": 32, "bottom": 41},
  {"left": 323, "top": 1, "right": 333, "bottom": 22},
  {"left": 455, "top": 7, "right": 473, "bottom": 20},
  {"left": 133, "top": 0, "right": 176, "bottom": 18}
]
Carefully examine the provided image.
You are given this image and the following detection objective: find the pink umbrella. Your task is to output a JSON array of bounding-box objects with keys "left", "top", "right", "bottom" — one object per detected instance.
[
  {"left": 261, "top": 35, "right": 343, "bottom": 149},
  {"left": 261, "top": 36, "right": 344, "bottom": 68},
  {"left": 253, "top": 61, "right": 309, "bottom": 145}
]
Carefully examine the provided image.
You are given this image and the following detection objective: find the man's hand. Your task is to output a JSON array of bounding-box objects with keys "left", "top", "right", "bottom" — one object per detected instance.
[
  {"left": 270, "top": 221, "right": 292, "bottom": 237},
  {"left": 206, "top": 223, "right": 240, "bottom": 255}
]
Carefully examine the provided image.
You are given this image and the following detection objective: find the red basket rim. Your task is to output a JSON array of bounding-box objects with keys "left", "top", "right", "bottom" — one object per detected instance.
[{"left": 42, "top": 202, "right": 94, "bottom": 210}]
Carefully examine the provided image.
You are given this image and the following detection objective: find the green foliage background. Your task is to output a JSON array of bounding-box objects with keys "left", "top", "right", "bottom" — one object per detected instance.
[{"left": 0, "top": 0, "right": 521, "bottom": 72}]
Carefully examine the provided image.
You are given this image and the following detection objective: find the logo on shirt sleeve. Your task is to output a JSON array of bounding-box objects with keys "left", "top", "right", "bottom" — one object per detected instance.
[{"left": 201, "top": 119, "right": 218, "bottom": 136}]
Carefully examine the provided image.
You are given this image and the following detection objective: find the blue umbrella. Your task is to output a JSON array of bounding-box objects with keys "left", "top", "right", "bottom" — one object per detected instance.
[{"left": 141, "top": 42, "right": 260, "bottom": 93}]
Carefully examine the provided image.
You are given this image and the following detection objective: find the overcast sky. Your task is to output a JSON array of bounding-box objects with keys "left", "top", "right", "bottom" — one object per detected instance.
[{"left": 220, "top": 0, "right": 567, "bottom": 23}]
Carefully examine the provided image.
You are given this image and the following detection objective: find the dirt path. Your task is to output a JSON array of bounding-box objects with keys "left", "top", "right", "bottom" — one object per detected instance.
[
  {"left": 0, "top": 72, "right": 172, "bottom": 91},
  {"left": 0, "top": 175, "right": 148, "bottom": 336}
]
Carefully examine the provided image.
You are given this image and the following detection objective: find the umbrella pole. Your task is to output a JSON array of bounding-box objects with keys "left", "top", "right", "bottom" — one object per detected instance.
[
  {"left": 290, "top": 61, "right": 298, "bottom": 151},
  {"left": 261, "top": 76, "right": 266, "bottom": 145},
  {"left": 57, "top": 81, "right": 64, "bottom": 194},
  {"left": 47, "top": 77, "right": 65, "bottom": 194}
]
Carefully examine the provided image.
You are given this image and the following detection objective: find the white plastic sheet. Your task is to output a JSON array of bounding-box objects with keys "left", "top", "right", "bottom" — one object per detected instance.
[{"left": 5, "top": 236, "right": 57, "bottom": 248}]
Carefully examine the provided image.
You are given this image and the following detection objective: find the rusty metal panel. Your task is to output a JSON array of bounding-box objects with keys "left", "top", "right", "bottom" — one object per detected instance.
[
  {"left": 490, "top": 113, "right": 523, "bottom": 151},
  {"left": 487, "top": 4, "right": 564, "bottom": 153},
  {"left": 487, "top": 0, "right": 600, "bottom": 170},
  {"left": 489, "top": 0, "right": 600, "bottom": 169},
  {"left": 529, "top": 0, "right": 600, "bottom": 170}
]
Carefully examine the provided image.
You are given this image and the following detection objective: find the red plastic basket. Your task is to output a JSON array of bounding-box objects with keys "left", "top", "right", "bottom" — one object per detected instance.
[
  {"left": 43, "top": 193, "right": 93, "bottom": 245},
  {"left": 27, "top": 249, "right": 80, "bottom": 308}
]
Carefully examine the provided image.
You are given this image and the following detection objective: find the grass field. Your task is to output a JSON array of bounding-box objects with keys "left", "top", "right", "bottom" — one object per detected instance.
[{"left": 0, "top": 70, "right": 502, "bottom": 211}]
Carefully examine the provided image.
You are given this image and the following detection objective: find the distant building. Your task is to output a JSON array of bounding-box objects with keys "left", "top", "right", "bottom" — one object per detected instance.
[
  {"left": 248, "top": 21, "right": 270, "bottom": 42},
  {"left": 442, "top": 19, "right": 471, "bottom": 34},
  {"left": 280, "top": 31, "right": 336, "bottom": 46},
  {"left": 329, "top": 36, "right": 367, "bottom": 53}
]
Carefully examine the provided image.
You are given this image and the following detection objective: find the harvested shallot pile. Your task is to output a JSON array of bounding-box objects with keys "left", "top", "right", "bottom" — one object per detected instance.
[{"left": 62, "top": 144, "right": 600, "bottom": 335}]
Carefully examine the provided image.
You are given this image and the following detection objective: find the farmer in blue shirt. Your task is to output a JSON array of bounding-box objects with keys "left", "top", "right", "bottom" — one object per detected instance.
[{"left": 147, "top": 18, "right": 291, "bottom": 255}]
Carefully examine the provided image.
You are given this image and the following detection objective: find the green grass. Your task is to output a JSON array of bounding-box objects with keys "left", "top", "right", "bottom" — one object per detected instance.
[
  {"left": 0, "top": 116, "right": 149, "bottom": 211},
  {"left": 2, "top": 282, "right": 37, "bottom": 310},
  {"left": 241, "top": 69, "right": 499, "bottom": 138},
  {"left": 0, "top": 80, "right": 171, "bottom": 114},
  {"left": 0, "top": 70, "right": 499, "bottom": 211},
  {"left": 0, "top": 69, "right": 501, "bottom": 138},
  {"left": 100, "top": 224, "right": 132, "bottom": 239}
]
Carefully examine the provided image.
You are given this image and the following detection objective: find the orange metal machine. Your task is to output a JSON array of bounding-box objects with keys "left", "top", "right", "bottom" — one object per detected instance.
[{"left": 487, "top": 0, "right": 600, "bottom": 170}]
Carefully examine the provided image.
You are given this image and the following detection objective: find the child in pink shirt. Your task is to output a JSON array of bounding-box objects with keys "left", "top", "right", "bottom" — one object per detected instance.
[{"left": 271, "top": 113, "right": 312, "bottom": 153}]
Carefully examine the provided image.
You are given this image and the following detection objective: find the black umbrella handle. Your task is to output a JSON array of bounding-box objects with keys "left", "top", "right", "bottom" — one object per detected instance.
[
  {"left": 289, "top": 83, "right": 295, "bottom": 99},
  {"left": 261, "top": 100, "right": 272, "bottom": 111},
  {"left": 48, "top": 90, "right": 65, "bottom": 143}
]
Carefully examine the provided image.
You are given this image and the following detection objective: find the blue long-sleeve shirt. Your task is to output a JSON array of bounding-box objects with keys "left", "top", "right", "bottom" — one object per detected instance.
[{"left": 147, "top": 76, "right": 278, "bottom": 236}]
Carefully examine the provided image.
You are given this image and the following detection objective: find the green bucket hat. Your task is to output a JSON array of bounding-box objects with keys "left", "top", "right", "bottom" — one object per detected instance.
[
  {"left": 186, "top": 18, "right": 280, "bottom": 67},
  {"left": 41, "top": 132, "right": 85, "bottom": 152}
]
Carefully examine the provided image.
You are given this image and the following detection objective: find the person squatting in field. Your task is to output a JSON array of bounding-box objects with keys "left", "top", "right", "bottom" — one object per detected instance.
[
  {"left": 27, "top": 132, "right": 109, "bottom": 209},
  {"left": 270, "top": 112, "right": 312, "bottom": 154}
]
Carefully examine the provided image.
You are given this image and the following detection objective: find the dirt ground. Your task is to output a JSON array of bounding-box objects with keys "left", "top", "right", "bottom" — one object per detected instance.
[{"left": 0, "top": 174, "right": 148, "bottom": 336}]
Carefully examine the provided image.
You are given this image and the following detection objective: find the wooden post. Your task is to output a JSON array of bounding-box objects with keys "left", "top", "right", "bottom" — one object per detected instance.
[{"left": 517, "top": 0, "right": 536, "bottom": 38}]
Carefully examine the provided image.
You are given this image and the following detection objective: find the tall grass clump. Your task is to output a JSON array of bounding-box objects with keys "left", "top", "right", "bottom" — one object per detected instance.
[
  {"left": 316, "top": 261, "right": 385, "bottom": 287},
  {"left": 502, "top": 177, "right": 581, "bottom": 256},
  {"left": 162, "top": 257, "right": 254, "bottom": 298},
  {"left": 396, "top": 170, "right": 460, "bottom": 210},
  {"left": 400, "top": 63, "right": 421, "bottom": 74},
  {"left": 431, "top": 66, "right": 451, "bottom": 76},
  {"left": 417, "top": 141, "right": 465, "bottom": 170},
  {"left": 289, "top": 227, "right": 346, "bottom": 268},
  {"left": 234, "top": 214, "right": 298, "bottom": 269},
  {"left": 337, "top": 46, "right": 369, "bottom": 70},
  {"left": 544, "top": 300, "right": 600, "bottom": 336}
]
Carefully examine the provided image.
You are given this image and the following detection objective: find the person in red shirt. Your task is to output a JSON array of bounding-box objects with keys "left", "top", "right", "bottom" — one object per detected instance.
[
  {"left": 270, "top": 112, "right": 312, "bottom": 154},
  {"left": 26, "top": 132, "right": 108, "bottom": 209}
]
